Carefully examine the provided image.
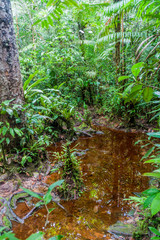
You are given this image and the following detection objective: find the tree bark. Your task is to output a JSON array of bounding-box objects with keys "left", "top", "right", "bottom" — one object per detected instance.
[
  {"left": 114, "top": 0, "right": 121, "bottom": 83},
  {"left": 0, "top": 0, "right": 25, "bottom": 151},
  {"left": 0, "top": 0, "right": 24, "bottom": 105}
]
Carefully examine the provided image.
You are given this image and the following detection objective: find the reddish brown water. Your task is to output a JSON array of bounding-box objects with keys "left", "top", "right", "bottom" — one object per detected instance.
[{"left": 12, "top": 127, "right": 150, "bottom": 239}]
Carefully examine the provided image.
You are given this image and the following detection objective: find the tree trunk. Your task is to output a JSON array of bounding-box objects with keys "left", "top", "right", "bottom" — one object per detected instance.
[
  {"left": 78, "top": 21, "right": 85, "bottom": 59},
  {"left": 0, "top": 0, "right": 25, "bottom": 151},
  {"left": 0, "top": 0, "right": 24, "bottom": 106},
  {"left": 114, "top": 0, "right": 121, "bottom": 83}
]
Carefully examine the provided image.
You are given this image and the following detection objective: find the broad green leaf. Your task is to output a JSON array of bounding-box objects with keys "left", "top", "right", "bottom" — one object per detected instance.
[
  {"left": 143, "top": 194, "right": 156, "bottom": 209},
  {"left": 44, "top": 180, "right": 64, "bottom": 204},
  {"left": 143, "top": 172, "right": 160, "bottom": 178},
  {"left": 26, "top": 231, "right": 44, "bottom": 240},
  {"left": 118, "top": 76, "right": 130, "bottom": 82},
  {"left": 6, "top": 108, "right": 13, "bottom": 116},
  {"left": 48, "top": 207, "right": 55, "bottom": 213},
  {"left": 21, "top": 187, "right": 43, "bottom": 200},
  {"left": 142, "top": 188, "right": 160, "bottom": 196},
  {"left": 149, "top": 227, "right": 160, "bottom": 237},
  {"left": 143, "top": 87, "right": 153, "bottom": 102},
  {"left": 151, "top": 192, "right": 160, "bottom": 216},
  {"left": 10, "top": 128, "right": 15, "bottom": 137},
  {"left": 145, "top": 158, "right": 160, "bottom": 164},
  {"left": 131, "top": 84, "right": 142, "bottom": 93},
  {"left": 155, "top": 144, "right": 160, "bottom": 148},
  {"left": 6, "top": 138, "right": 10, "bottom": 145},
  {"left": 2, "top": 99, "right": 13, "bottom": 106},
  {"left": 14, "top": 128, "right": 23, "bottom": 137},
  {"left": 43, "top": 192, "right": 52, "bottom": 205},
  {"left": 147, "top": 132, "right": 160, "bottom": 138},
  {"left": 131, "top": 62, "right": 144, "bottom": 77},
  {"left": 47, "top": 180, "right": 64, "bottom": 192},
  {"left": 0, "top": 227, "right": 7, "bottom": 233},
  {"left": 0, "top": 232, "right": 19, "bottom": 240},
  {"left": 35, "top": 201, "right": 44, "bottom": 208},
  {"left": 0, "top": 138, "right": 5, "bottom": 144},
  {"left": 123, "top": 83, "right": 135, "bottom": 98},
  {"left": 27, "top": 156, "right": 32, "bottom": 163},
  {"left": 2, "top": 126, "right": 8, "bottom": 136},
  {"left": 21, "top": 156, "right": 27, "bottom": 166},
  {"left": 124, "top": 90, "right": 141, "bottom": 104}
]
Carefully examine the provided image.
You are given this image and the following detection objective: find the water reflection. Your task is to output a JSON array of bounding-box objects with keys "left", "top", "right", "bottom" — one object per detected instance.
[{"left": 12, "top": 127, "right": 150, "bottom": 239}]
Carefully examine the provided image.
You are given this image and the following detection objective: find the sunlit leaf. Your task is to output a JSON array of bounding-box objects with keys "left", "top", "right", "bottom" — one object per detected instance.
[
  {"left": 147, "top": 132, "right": 160, "bottom": 138},
  {"left": 131, "top": 62, "right": 144, "bottom": 77},
  {"left": 26, "top": 231, "right": 44, "bottom": 240},
  {"left": 10, "top": 128, "right": 15, "bottom": 137},
  {"left": 21, "top": 187, "right": 43, "bottom": 200},
  {"left": 143, "top": 87, "right": 153, "bottom": 102},
  {"left": 142, "top": 188, "right": 160, "bottom": 196},
  {"left": 149, "top": 227, "right": 160, "bottom": 237},
  {"left": 151, "top": 192, "right": 160, "bottom": 216},
  {"left": 143, "top": 172, "right": 160, "bottom": 178},
  {"left": 118, "top": 76, "right": 130, "bottom": 82},
  {"left": 143, "top": 194, "right": 156, "bottom": 209}
]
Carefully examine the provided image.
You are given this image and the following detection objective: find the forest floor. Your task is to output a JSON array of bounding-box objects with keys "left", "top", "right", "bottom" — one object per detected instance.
[
  {"left": 0, "top": 111, "right": 154, "bottom": 240},
  {"left": 78, "top": 107, "right": 154, "bottom": 133}
]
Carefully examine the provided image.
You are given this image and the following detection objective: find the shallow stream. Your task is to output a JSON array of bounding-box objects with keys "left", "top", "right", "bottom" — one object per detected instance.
[{"left": 12, "top": 127, "right": 150, "bottom": 239}]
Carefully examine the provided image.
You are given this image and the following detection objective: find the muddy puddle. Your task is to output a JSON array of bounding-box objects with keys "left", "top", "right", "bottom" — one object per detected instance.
[{"left": 12, "top": 127, "right": 151, "bottom": 239}]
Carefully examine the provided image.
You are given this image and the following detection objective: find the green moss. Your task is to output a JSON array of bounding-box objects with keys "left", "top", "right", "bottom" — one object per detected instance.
[{"left": 2, "top": 216, "right": 12, "bottom": 229}]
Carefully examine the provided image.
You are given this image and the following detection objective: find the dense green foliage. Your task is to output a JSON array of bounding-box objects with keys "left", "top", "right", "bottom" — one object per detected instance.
[{"left": 0, "top": 0, "right": 160, "bottom": 239}]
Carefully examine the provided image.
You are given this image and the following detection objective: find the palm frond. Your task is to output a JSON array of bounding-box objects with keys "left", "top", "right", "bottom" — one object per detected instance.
[
  {"left": 78, "top": 40, "right": 95, "bottom": 45},
  {"left": 83, "top": 2, "right": 110, "bottom": 7},
  {"left": 146, "top": 42, "right": 160, "bottom": 61},
  {"left": 33, "top": 0, "right": 79, "bottom": 28},
  {"left": 136, "top": 34, "right": 160, "bottom": 61},
  {"left": 96, "top": 47, "right": 114, "bottom": 60},
  {"left": 97, "top": 31, "right": 147, "bottom": 45},
  {"left": 103, "top": 0, "right": 133, "bottom": 17}
]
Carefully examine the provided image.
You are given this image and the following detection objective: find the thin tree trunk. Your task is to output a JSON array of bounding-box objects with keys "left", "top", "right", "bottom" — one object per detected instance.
[
  {"left": 78, "top": 21, "right": 85, "bottom": 59},
  {"left": 114, "top": 0, "right": 121, "bottom": 83},
  {"left": 121, "top": 11, "right": 126, "bottom": 76},
  {"left": 0, "top": 0, "right": 24, "bottom": 105},
  {"left": 115, "top": 16, "right": 121, "bottom": 82}
]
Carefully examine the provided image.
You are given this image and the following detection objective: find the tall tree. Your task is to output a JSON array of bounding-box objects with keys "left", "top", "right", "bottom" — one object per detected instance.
[
  {"left": 0, "top": 0, "right": 24, "bottom": 106},
  {"left": 0, "top": 0, "right": 25, "bottom": 150}
]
